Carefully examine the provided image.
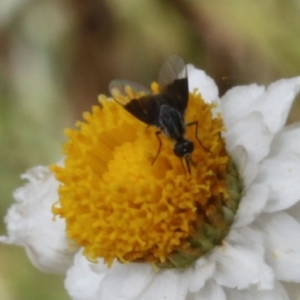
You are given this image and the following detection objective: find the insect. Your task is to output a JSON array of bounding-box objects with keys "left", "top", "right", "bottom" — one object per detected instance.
[{"left": 109, "top": 54, "right": 207, "bottom": 173}]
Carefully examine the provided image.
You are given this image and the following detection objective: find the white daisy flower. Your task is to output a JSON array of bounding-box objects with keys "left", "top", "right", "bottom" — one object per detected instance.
[
  {"left": 0, "top": 165, "right": 74, "bottom": 273},
  {"left": 1, "top": 56, "right": 300, "bottom": 300}
]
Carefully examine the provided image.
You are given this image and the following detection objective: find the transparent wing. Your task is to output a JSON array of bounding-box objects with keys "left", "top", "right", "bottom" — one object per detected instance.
[
  {"left": 157, "top": 55, "right": 189, "bottom": 114},
  {"left": 109, "top": 79, "right": 158, "bottom": 125},
  {"left": 158, "top": 54, "right": 187, "bottom": 88},
  {"left": 109, "top": 79, "right": 151, "bottom": 105}
]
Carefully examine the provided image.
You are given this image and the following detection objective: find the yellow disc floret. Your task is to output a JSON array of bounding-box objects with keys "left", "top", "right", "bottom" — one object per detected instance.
[{"left": 51, "top": 85, "right": 241, "bottom": 268}]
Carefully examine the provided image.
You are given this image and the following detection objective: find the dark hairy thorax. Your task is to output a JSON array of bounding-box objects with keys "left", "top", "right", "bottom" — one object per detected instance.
[{"left": 158, "top": 104, "right": 185, "bottom": 140}]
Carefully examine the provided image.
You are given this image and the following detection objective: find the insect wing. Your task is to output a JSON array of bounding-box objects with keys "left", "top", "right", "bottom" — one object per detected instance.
[
  {"left": 109, "top": 79, "right": 150, "bottom": 105},
  {"left": 158, "top": 54, "right": 187, "bottom": 86},
  {"left": 158, "top": 54, "right": 189, "bottom": 114},
  {"left": 109, "top": 79, "right": 157, "bottom": 125}
]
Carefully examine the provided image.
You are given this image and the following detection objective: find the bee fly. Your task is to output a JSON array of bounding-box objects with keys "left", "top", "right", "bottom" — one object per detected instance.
[{"left": 109, "top": 54, "right": 208, "bottom": 173}]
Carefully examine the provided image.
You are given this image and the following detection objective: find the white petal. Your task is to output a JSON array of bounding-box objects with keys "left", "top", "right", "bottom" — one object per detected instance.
[
  {"left": 225, "top": 281, "right": 289, "bottom": 300},
  {"left": 65, "top": 251, "right": 105, "bottom": 300},
  {"left": 225, "top": 112, "right": 273, "bottom": 163},
  {"left": 221, "top": 77, "right": 300, "bottom": 134},
  {"left": 187, "top": 280, "right": 226, "bottom": 300},
  {"left": 221, "top": 84, "right": 266, "bottom": 127},
  {"left": 97, "top": 262, "right": 154, "bottom": 300},
  {"left": 213, "top": 227, "right": 274, "bottom": 289},
  {"left": 256, "top": 212, "right": 300, "bottom": 282},
  {"left": 187, "top": 64, "right": 219, "bottom": 103},
  {"left": 254, "top": 77, "right": 300, "bottom": 134},
  {"left": 0, "top": 165, "right": 73, "bottom": 273},
  {"left": 255, "top": 154, "right": 300, "bottom": 212},
  {"left": 269, "top": 124, "right": 300, "bottom": 158},
  {"left": 231, "top": 145, "right": 258, "bottom": 189},
  {"left": 136, "top": 269, "right": 190, "bottom": 300},
  {"left": 233, "top": 184, "right": 269, "bottom": 228},
  {"left": 188, "top": 257, "right": 216, "bottom": 292}
]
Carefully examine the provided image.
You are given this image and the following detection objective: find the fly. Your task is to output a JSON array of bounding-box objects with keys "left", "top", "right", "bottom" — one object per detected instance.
[{"left": 109, "top": 54, "right": 207, "bottom": 173}]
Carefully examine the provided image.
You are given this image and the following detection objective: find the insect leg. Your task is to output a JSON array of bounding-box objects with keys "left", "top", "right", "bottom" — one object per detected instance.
[
  {"left": 186, "top": 121, "right": 210, "bottom": 152},
  {"left": 152, "top": 131, "right": 162, "bottom": 165}
]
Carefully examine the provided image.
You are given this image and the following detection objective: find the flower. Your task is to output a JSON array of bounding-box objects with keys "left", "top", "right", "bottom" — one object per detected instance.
[
  {"left": 0, "top": 165, "right": 74, "bottom": 273},
  {"left": 2, "top": 61, "right": 300, "bottom": 300},
  {"left": 51, "top": 72, "right": 241, "bottom": 269}
]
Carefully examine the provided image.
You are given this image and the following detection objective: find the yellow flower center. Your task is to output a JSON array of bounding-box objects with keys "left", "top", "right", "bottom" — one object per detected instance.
[{"left": 51, "top": 85, "right": 242, "bottom": 268}]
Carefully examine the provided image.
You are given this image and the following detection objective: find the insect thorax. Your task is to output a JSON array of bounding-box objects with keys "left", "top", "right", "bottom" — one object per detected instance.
[{"left": 158, "top": 104, "right": 185, "bottom": 140}]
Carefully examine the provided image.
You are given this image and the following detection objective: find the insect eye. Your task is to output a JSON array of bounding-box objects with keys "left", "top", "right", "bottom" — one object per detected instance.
[{"left": 173, "top": 140, "right": 194, "bottom": 157}]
